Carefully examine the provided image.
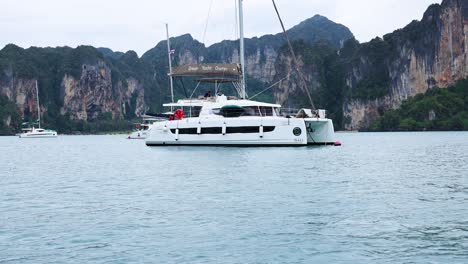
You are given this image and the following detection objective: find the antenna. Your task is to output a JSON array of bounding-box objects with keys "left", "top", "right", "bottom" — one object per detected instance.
[{"left": 166, "top": 23, "right": 175, "bottom": 112}]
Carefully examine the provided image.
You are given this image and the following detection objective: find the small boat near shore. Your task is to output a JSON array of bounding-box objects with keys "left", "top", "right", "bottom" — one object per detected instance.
[
  {"left": 127, "top": 115, "right": 162, "bottom": 139},
  {"left": 19, "top": 127, "right": 58, "bottom": 138}
]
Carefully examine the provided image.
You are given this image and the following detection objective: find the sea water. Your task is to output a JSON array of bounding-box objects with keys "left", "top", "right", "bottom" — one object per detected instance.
[{"left": 0, "top": 132, "right": 467, "bottom": 263}]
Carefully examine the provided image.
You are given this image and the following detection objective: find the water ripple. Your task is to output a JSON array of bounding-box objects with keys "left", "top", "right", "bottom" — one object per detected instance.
[{"left": 0, "top": 132, "right": 467, "bottom": 263}]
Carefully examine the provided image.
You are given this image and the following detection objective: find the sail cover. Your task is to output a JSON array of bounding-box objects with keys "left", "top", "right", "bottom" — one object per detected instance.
[{"left": 171, "top": 64, "right": 241, "bottom": 76}]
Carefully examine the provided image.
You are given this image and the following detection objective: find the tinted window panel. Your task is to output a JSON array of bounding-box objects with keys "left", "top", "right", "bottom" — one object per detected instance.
[
  {"left": 170, "top": 128, "right": 198, "bottom": 134},
  {"left": 226, "top": 126, "right": 275, "bottom": 133},
  {"left": 226, "top": 126, "right": 258, "bottom": 133},
  {"left": 201, "top": 127, "right": 223, "bottom": 134},
  {"left": 170, "top": 126, "right": 275, "bottom": 135}
]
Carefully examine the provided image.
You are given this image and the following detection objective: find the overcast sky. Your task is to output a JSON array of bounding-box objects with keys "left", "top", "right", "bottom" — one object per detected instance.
[{"left": 1, "top": 0, "right": 441, "bottom": 56}]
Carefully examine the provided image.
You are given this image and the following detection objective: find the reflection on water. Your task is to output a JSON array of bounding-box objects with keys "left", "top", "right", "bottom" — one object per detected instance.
[{"left": 0, "top": 132, "right": 467, "bottom": 263}]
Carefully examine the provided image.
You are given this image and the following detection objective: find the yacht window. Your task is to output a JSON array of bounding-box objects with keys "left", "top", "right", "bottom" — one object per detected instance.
[
  {"left": 220, "top": 106, "right": 244, "bottom": 118},
  {"left": 188, "top": 106, "right": 202, "bottom": 118},
  {"left": 170, "top": 128, "right": 198, "bottom": 134},
  {"left": 226, "top": 126, "right": 275, "bottom": 133},
  {"left": 259, "top": 107, "right": 274, "bottom": 116},
  {"left": 242, "top": 106, "right": 262, "bottom": 116},
  {"left": 201, "top": 127, "right": 223, "bottom": 134},
  {"left": 240, "top": 106, "right": 275, "bottom": 116},
  {"left": 170, "top": 126, "right": 275, "bottom": 135},
  {"left": 273, "top": 108, "right": 280, "bottom": 116}
]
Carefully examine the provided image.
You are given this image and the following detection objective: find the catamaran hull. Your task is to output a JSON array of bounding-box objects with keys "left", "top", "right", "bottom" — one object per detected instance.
[
  {"left": 145, "top": 117, "right": 335, "bottom": 146},
  {"left": 304, "top": 118, "right": 336, "bottom": 145},
  {"left": 19, "top": 133, "right": 57, "bottom": 138}
]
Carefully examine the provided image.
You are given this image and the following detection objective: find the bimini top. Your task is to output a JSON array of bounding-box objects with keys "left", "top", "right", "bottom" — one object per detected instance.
[
  {"left": 194, "top": 77, "right": 239, "bottom": 83},
  {"left": 171, "top": 64, "right": 241, "bottom": 77}
]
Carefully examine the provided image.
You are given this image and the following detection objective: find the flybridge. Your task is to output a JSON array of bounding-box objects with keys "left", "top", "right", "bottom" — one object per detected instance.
[{"left": 171, "top": 64, "right": 241, "bottom": 77}]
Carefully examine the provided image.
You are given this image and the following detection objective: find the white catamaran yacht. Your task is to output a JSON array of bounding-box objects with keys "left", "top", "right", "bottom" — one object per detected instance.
[
  {"left": 146, "top": 0, "right": 336, "bottom": 146},
  {"left": 19, "top": 81, "right": 58, "bottom": 138}
]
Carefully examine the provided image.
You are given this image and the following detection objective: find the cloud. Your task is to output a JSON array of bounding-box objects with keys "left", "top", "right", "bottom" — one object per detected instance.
[{"left": 0, "top": 0, "right": 442, "bottom": 56}]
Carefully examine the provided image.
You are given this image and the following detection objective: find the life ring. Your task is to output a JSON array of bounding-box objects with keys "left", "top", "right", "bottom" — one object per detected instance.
[{"left": 174, "top": 109, "right": 185, "bottom": 120}]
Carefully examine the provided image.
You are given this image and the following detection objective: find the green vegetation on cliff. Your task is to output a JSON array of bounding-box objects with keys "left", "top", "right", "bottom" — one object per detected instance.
[
  {"left": 0, "top": 95, "right": 22, "bottom": 135},
  {"left": 0, "top": 44, "right": 160, "bottom": 135},
  {"left": 342, "top": 37, "right": 392, "bottom": 100},
  {"left": 281, "top": 40, "right": 346, "bottom": 129},
  {"left": 339, "top": 3, "right": 442, "bottom": 101},
  {"left": 370, "top": 79, "right": 468, "bottom": 131}
]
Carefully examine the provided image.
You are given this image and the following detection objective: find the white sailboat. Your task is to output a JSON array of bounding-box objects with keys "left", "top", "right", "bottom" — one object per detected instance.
[
  {"left": 19, "top": 81, "right": 58, "bottom": 138},
  {"left": 145, "top": 0, "right": 336, "bottom": 146}
]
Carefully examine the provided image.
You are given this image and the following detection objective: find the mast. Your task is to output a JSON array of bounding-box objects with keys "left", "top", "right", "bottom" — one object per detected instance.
[
  {"left": 35, "top": 80, "right": 41, "bottom": 128},
  {"left": 166, "top": 23, "right": 175, "bottom": 111},
  {"left": 238, "top": 0, "right": 246, "bottom": 99}
]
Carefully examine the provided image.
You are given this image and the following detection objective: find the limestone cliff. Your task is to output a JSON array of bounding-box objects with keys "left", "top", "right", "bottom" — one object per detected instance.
[
  {"left": 0, "top": 74, "right": 38, "bottom": 118},
  {"left": 59, "top": 61, "right": 145, "bottom": 120},
  {"left": 271, "top": 0, "right": 468, "bottom": 130},
  {"left": 343, "top": 0, "right": 468, "bottom": 130},
  {"left": 0, "top": 45, "right": 146, "bottom": 127}
]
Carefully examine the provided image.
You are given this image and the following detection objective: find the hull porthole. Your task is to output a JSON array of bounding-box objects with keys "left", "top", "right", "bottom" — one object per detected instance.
[{"left": 293, "top": 127, "right": 302, "bottom": 136}]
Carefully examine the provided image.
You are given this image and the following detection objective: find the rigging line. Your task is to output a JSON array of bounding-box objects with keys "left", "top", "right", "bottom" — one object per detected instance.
[
  {"left": 189, "top": 81, "right": 202, "bottom": 100},
  {"left": 271, "top": 0, "right": 316, "bottom": 110},
  {"left": 194, "top": 0, "right": 214, "bottom": 61},
  {"left": 202, "top": 0, "right": 214, "bottom": 45},
  {"left": 234, "top": 0, "right": 239, "bottom": 46},
  {"left": 233, "top": 82, "right": 242, "bottom": 96},
  {"left": 177, "top": 78, "right": 189, "bottom": 98},
  {"left": 250, "top": 74, "right": 291, "bottom": 100}
]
